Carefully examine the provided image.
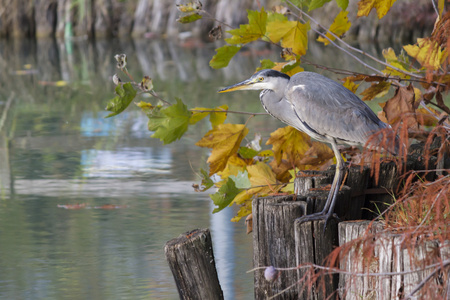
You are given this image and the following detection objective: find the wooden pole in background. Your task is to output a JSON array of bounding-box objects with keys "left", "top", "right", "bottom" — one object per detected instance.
[{"left": 165, "top": 228, "right": 223, "bottom": 300}]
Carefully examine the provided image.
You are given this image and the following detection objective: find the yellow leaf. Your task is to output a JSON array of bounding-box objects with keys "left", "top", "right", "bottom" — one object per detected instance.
[
  {"left": 343, "top": 78, "right": 360, "bottom": 93},
  {"left": 233, "top": 190, "right": 253, "bottom": 205},
  {"left": 190, "top": 105, "right": 228, "bottom": 126},
  {"left": 266, "top": 20, "right": 310, "bottom": 56},
  {"left": 231, "top": 202, "right": 252, "bottom": 222},
  {"left": 403, "top": 38, "right": 448, "bottom": 70},
  {"left": 216, "top": 155, "right": 247, "bottom": 186},
  {"left": 381, "top": 48, "right": 411, "bottom": 79},
  {"left": 298, "top": 141, "right": 334, "bottom": 166},
  {"left": 196, "top": 124, "right": 249, "bottom": 175},
  {"left": 317, "top": 11, "right": 351, "bottom": 46},
  {"left": 266, "top": 126, "right": 311, "bottom": 166},
  {"left": 357, "top": 0, "right": 397, "bottom": 19},
  {"left": 272, "top": 62, "right": 304, "bottom": 76},
  {"left": 360, "top": 81, "right": 392, "bottom": 101},
  {"left": 247, "top": 162, "right": 277, "bottom": 187}
]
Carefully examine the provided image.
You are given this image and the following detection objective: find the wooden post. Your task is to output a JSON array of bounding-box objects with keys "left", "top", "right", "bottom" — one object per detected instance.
[
  {"left": 363, "top": 161, "right": 398, "bottom": 220},
  {"left": 338, "top": 220, "right": 382, "bottom": 299},
  {"left": 338, "top": 221, "right": 448, "bottom": 299},
  {"left": 252, "top": 195, "right": 306, "bottom": 299},
  {"left": 164, "top": 228, "right": 223, "bottom": 300},
  {"left": 295, "top": 219, "right": 339, "bottom": 299}
]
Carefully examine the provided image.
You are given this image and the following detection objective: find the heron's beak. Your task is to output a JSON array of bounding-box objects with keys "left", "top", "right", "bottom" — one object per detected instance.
[{"left": 218, "top": 78, "right": 254, "bottom": 93}]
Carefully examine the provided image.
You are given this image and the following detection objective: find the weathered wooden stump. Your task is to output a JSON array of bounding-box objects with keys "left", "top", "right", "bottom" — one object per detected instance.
[
  {"left": 338, "top": 221, "right": 449, "bottom": 299},
  {"left": 295, "top": 219, "right": 339, "bottom": 299},
  {"left": 164, "top": 228, "right": 223, "bottom": 300},
  {"left": 252, "top": 195, "right": 306, "bottom": 299},
  {"left": 363, "top": 161, "right": 398, "bottom": 220}
]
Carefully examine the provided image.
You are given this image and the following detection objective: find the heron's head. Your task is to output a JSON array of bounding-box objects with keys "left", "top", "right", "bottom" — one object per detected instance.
[{"left": 218, "top": 69, "right": 290, "bottom": 93}]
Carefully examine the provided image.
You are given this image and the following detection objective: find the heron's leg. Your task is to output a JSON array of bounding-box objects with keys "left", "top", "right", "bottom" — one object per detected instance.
[
  {"left": 295, "top": 141, "right": 345, "bottom": 226},
  {"left": 321, "top": 141, "right": 345, "bottom": 215}
]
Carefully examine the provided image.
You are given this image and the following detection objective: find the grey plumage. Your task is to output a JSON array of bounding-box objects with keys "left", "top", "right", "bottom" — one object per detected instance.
[{"left": 219, "top": 69, "right": 397, "bottom": 225}]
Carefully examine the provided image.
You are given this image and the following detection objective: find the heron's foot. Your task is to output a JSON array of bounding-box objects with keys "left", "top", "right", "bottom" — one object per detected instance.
[{"left": 295, "top": 211, "right": 341, "bottom": 232}]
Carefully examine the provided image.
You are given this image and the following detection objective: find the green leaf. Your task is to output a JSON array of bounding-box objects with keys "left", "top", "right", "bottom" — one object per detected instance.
[
  {"left": 336, "top": 0, "right": 349, "bottom": 10},
  {"left": 105, "top": 82, "right": 137, "bottom": 118},
  {"left": 238, "top": 146, "right": 260, "bottom": 159},
  {"left": 308, "top": 0, "right": 332, "bottom": 11},
  {"left": 229, "top": 170, "right": 251, "bottom": 189},
  {"left": 258, "top": 59, "right": 276, "bottom": 71},
  {"left": 225, "top": 8, "right": 267, "bottom": 45},
  {"left": 209, "top": 45, "right": 241, "bottom": 69},
  {"left": 199, "top": 168, "right": 214, "bottom": 191},
  {"left": 177, "top": 13, "right": 202, "bottom": 24},
  {"left": 148, "top": 98, "right": 191, "bottom": 144},
  {"left": 210, "top": 178, "right": 240, "bottom": 213}
]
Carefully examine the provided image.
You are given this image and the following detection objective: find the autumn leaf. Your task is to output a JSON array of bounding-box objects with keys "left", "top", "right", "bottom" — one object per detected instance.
[
  {"left": 105, "top": 82, "right": 137, "bottom": 118},
  {"left": 196, "top": 124, "right": 249, "bottom": 175},
  {"left": 298, "top": 141, "right": 335, "bottom": 166},
  {"left": 266, "top": 126, "right": 312, "bottom": 166},
  {"left": 225, "top": 8, "right": 267, "bottom": 44},
  {"left": 210, "top": 45, "right": 241, "bottom": 69},
  {"left": 317, "top": 11, "right": 351, "bottom": 45},
  {"left": 382, "top": 84, "right": 418, "bottom": 128},
  {"left": 357, "top": 0, "right": 397, "bottom": 19},
  {"left": 343, "top": 78, "right": 360, "bottom": 93},
  {"left": 190, "top": 105, "right": 228, "bottom": 127},
  {"left": 404, "top": 38, "right": 448, "bottom": 70},
  {"left": 266, "top": 19, "right": 310, "bottom": 56},
  {"left": 381, "top": 48, "right": 412, "bottom": 78},
  {"left": 360, "top": 81, "right": 391, "bottom": 101}
]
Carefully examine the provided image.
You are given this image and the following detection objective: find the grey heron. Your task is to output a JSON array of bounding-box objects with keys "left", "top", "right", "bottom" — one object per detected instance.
[{"left": 219, "top": 69, "right": 397, "bottom": 225}]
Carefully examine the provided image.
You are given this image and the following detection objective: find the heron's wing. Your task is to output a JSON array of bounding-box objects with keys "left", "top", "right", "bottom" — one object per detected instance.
[{"left": 285, "top": 72, "right": 387, "bottom": 146}]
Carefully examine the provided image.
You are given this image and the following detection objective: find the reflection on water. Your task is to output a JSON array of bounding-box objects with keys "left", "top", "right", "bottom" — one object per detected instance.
[{"left": 0, "top": 37, "right": 390, "bottom": 299}]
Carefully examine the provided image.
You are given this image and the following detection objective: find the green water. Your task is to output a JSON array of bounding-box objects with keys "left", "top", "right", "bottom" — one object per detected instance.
[{"left": 0, "top": 37, "right": 401, "bottom": 299}]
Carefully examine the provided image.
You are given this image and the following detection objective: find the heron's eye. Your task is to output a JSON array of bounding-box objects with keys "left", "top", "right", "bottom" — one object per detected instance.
[{"left": 258, "top": 77, "right": 264, "bottom": 82}]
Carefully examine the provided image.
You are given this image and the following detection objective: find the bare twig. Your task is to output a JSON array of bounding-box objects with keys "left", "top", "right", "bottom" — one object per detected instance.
[
  {"left": 404, "top": 259, "right": 450, "bottom": 299},
  {"left": 285, "top": 0, "right": 427, "bottom": 81},
  {"left": 190, "top": 109, "right": 268, "bottom": 116}
]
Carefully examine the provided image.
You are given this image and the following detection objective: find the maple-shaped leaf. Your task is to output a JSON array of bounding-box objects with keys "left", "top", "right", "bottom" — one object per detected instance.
[
  {"left": 309, "top": 0, "right": 332, "bottom": 11},
  {"left": 210, "top": 178, "right": 240, "bottom": 213},
  {"left": 196, "top": 124, "right": 249, "bottom": 175},
  {"left": 229, "top": 170, "right": 251, "bottom": 189},
  {"left": 298, "top": 141, "right": 334, "bottom": 166},
  {"left": 381, "top": 48, "right": 412, "bottom": 78},
  {"left": 317, "top": 11, "right": 351, "bottom": 46},
  {"left": 190, "top": 105, "right": 228, "bottom": 127},
  {"left": 336, "top": 0, "right": 350, "bottom": 10},
  {"left": 210, "top": 45, "right": 241, "bottom": 69},
  {"left": 342, "top": 78, "right": 360, "bottom": 93},
  {"left": 357, "top": 0, "right": 397, "bottom": 19},
  {"left": 105, "top": 82, "right": 137, "bottom": 118},
  {"left": 215, "top": 155, "right": 248, "bottom": 187},
  {"left": 148, "top": 98, "right": 191, "bottom": 144},
  {"left": 266, "top": 126, "right": 311, "bottom": 166},
  {"left": 404, "top": 38, "right": 448, "bottom": 70},
  {"left": 225, "top": 8, "right": 268, "bottom": 45},
  {"left": 230, "top": 200, "right": 252, "bottom": 222},
  {"left": 258, "top": 59, "right": 276, "bottom": 71},
  {"left": 360, "top": 81, "right": 391, "bottom": 101},
  {"left": 194, "top": 168, "right": 214, "bottom": 192},
  {"left": 383, "top": 84, "right": 418, "bottom": 128},
  {"left": 266, "top": 20, "right": 310, "bottom": 56}
]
